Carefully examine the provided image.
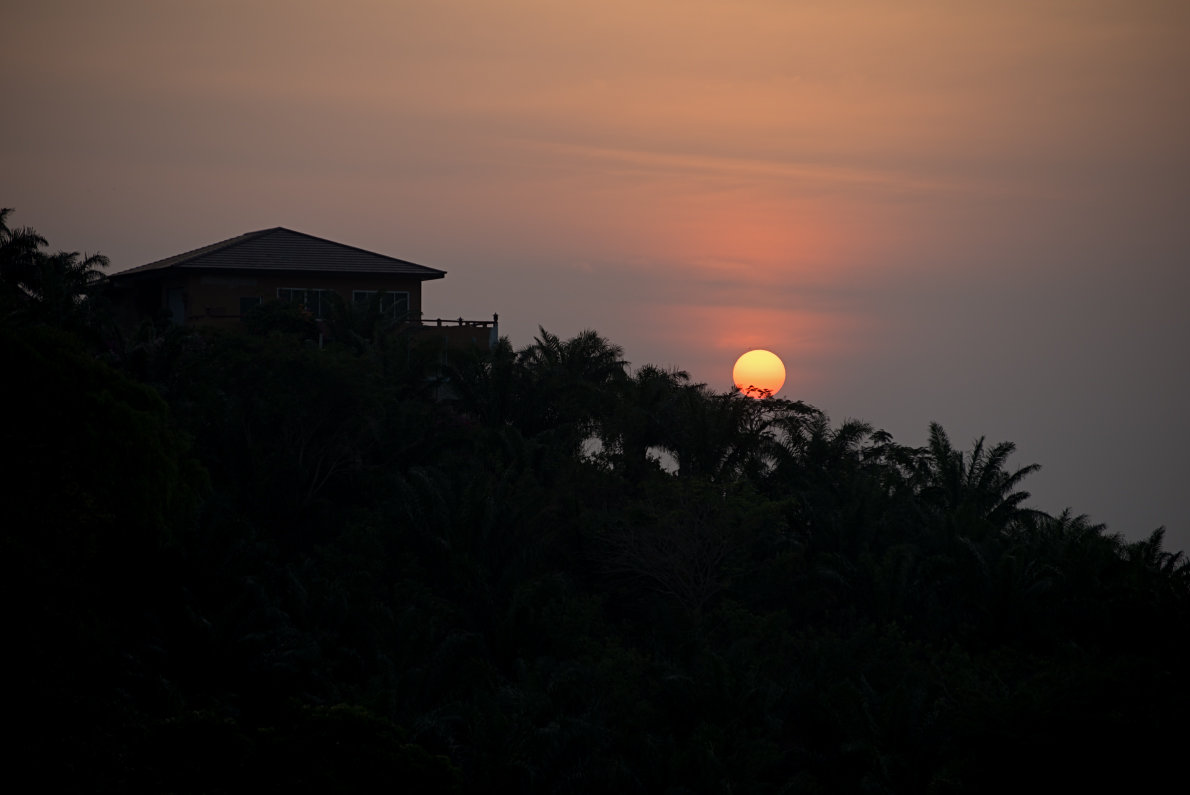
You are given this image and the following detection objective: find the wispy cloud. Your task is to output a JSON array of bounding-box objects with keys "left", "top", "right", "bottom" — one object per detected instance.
[{"left": 524, "top": 140, "right": 983, "bottom": 196}]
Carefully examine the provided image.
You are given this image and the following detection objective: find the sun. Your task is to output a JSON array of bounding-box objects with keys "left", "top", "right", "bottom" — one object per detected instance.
[{"left": 733, "top": 349, "right": 786, "bottom": 398}]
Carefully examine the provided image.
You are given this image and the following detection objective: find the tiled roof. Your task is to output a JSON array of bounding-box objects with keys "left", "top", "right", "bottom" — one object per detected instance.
[{"left": 112, "top": 227, "right": 446, "bottom": 280}]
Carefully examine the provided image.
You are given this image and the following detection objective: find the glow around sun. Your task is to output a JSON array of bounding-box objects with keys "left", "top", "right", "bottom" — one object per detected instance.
[{"left": 733, "top": 349, "right": 786, "bottom": 398}]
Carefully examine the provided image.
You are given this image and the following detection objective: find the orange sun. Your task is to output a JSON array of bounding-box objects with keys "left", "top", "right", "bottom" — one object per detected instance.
[{"left": 733, "top": 349, "right": 786, "bottom": 398}]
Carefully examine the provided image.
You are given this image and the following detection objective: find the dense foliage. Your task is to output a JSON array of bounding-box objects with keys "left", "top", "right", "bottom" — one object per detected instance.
[{"left": 5, "top": 209, "right": 1188, "bottom": 792}]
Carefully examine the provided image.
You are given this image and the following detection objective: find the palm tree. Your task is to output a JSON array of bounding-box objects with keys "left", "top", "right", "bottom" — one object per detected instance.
[
  {"left": 33, "top": 250, "right": 110, "bottom": 326},
  {"left": 0, "top": 207, "right": 48, "bottom": 309},
  {"left": 768, "top": 408, "right": 871, "bottom": 484},
  {"left": 444, "top": 336, "right": 521, "bottom": 427},
  {"left": 519, "top": 327, "right": 627, "bottom": 388},
  {"left": 514, "top": 327, "right": 628, "bottom": 452},
  {"left": 0, "top": 208, "right": 109, "bottom": 326},
  {"left": 916, "top": 422, "right": 1045, "bottom": 537},
  {"left": 601, "top": 364, "right": 690, "bottom": 477},
  {"left": 1123, "top": 527, "right": 1186, "bottom": 577},
  {"left": 662, "top": 384, "right": 778, "bottom": 481},
  {"left": 1120, "top": 527, "right": 1190, "bottom": 617}
]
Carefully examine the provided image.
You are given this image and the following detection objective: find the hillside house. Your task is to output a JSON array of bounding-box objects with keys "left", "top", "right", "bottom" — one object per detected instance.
[{"left": 108, "top": 227, "right": 497, "bottom": 348}]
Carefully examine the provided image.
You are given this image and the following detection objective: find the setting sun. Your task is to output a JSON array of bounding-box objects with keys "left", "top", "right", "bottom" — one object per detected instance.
[{"left": 733, "top": 349, "right": 786, "bottom": 398}]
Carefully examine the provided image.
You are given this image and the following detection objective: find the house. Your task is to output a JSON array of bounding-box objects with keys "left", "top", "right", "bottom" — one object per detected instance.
[{"left": 107, "top": 227, "right": 497, "bottom": 348}]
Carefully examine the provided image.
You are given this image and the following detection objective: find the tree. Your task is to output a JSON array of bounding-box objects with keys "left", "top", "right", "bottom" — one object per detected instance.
[
  {"left": 513, "top": 327, "right": 629, "bottom": 452},
  {"left": 916, "top": 422, "right": 1045, "bottom": 537},
  {"left": 0, "top": 207, "right": 109, "bottom": 328},
  {"left": 445, "top": 335, "right": 521, "bottom": 427},
  {"left": 600, "top": 364, "right": 690, "bottom": 478},
  {"left": 0, "top": 207, "right": 48, "bottom": 305},
  {"left": 2, "top": 319, "right": 205, "bottom": 788}
]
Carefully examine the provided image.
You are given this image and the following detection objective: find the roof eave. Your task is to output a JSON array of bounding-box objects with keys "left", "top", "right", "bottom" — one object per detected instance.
[{"left": 110, "top": 264, "right": 448, "bottom": 282}]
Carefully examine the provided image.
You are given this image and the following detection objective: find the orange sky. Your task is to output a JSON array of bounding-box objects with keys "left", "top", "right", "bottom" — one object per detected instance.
[{"left": 4, "top": 0, "right": 1188, "bottom": 547}]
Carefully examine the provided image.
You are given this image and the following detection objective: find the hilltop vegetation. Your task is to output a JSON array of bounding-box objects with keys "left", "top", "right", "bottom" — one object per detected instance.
[{"left": 4, "top": 210, "right": 1188, "bottom": 792}]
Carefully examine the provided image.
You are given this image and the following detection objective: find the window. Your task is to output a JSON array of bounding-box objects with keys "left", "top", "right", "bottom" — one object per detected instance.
[
  {"left": 352, "top": 290, "right": 410, "bottom": 320},
  {"left": 277, "top": 288, "right": 332, "bottom": 320}
]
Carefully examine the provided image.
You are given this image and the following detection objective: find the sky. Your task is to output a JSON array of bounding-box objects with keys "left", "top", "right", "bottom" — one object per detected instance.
[{"left": 5, "top": 0, "right": 1188, "bottom": 550}]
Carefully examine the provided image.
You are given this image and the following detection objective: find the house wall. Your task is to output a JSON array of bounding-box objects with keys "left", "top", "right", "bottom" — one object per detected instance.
[
  {"left": 178, "top": 272, "right": 428, "bottom": 325},
  {"left": 110, "top": 269, "right": 495, "bottom": 350}
]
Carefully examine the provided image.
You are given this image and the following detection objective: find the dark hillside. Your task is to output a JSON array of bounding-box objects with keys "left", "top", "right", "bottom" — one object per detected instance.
[{"left": 4, "top": 213, "right": 1188, "bottom": 792}]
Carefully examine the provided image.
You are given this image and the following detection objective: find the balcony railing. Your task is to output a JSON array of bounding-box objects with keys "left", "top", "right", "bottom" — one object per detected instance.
[
  {"left": 196, "top": 307, "right": 500, "bottom": 349},
  {"left": 408, "top": 313, "right": 500, "bottom": 350},
  {"left": 420, "top": 313, "right": 499, "bottom": 329}
]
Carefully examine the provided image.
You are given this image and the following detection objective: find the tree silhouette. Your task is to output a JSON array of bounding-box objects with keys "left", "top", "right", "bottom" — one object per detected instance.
[
  {"left": 0, "top": 207, "right": 48, "bottom": 304},
  {"left": 0, "top": 207, "right": 109, "bottom": 328},
  {"left": 917, "top": 422, "right": 1045, "bottom": 537},
  {"left": 601, "top": 364, "right": 690, "bottom": 478},
  {"left": 513, "top": 327, "right": 628, "bottom": 453}
]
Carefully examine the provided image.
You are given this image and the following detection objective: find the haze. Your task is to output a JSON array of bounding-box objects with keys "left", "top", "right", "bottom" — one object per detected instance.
[{"left": 4, "top": 0, "right": 1187, "bottom": 549}]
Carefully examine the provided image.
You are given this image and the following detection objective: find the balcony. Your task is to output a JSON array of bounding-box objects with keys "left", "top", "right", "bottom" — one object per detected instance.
[{"left": 408, "top": 314, "right": 500, "bottom": 351}]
